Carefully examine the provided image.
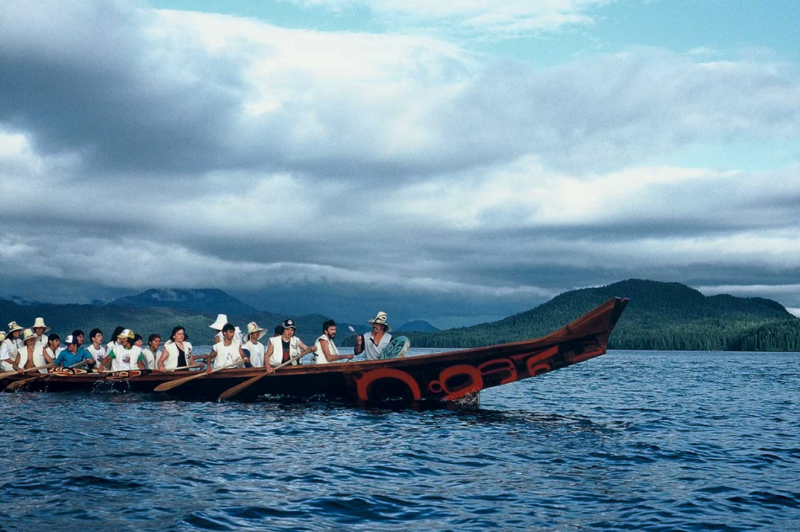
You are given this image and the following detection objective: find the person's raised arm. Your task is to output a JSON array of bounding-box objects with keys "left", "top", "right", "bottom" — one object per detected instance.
[{"left": 354, "top": 335, "right": 364, "bottom": 355}]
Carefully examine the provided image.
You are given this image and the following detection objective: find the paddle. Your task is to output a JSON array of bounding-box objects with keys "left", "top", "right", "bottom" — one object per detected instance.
[
  {"left": 3, "top": 359, "right": 89, "bottom": 392},
  {"left": 217, "top": 350, "right": 310, "bottom": 402},
  {"left": 100, "top": 363, "right": 202, "bottom": 374},
  {"left": 153, "top": 362, "right": 240, "bottom": 393},
  {"left": 0, "top": 363, "right": 54, "bottom": 379}
]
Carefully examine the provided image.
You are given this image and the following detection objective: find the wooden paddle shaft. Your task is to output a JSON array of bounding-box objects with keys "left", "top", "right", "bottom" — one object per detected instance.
[{"left": 217, "top": 350, "right": 310, "bottom": 401}]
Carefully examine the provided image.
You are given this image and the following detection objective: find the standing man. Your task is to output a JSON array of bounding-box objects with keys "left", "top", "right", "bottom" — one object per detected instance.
[
  {"left": 265, "top": 319, "right": 316, "bottom": 370},
  {"left": 207, "top": 323, "right": 247, "bottom": 372},
  {"left": 86, "top": 329, "right": 107, "bottom": 367},
  {"left": 313, "top": 320, "right": 354, "bottom": 364},
  {"left": 354, "top": 312, "right": 393, "bottom": 361}
]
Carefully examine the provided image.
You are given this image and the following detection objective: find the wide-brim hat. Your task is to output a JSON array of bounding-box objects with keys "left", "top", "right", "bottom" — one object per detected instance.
[
  {"left": 209, "top": 314, "right": 228, "bottom": 330},
  {"left": 243, "top": 322, "right": 266, "bottom": 343},
  {"left": 0, "top": 332, "right": 5, "bottom": 343},
  {"left": 7, "top": 321, "right": 23, "bottom": 334},
  {"left": 367, "top": 311, "right": 391, "bottom": 333},
  {"left": 31, "top": 317, "right": 50, "bottom": 333},
  {"left": 22, "top": 329, "right": 37, "bottom": 343}
]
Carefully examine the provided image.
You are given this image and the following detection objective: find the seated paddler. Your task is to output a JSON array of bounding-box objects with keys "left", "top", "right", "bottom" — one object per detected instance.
[
  {"left": 313, "top": 320, "right": 354, "bottom": 364},
  {"left": 98, "top": 329, "right": 141, "bottom": 372},
  {"left": 157, "top": 326, "right": 194, "bottom": 371},
  {"left": 54, "top": 335, "right": 96, "bottom": 370},
  {"left": 264, "top": 319, "right": 316, "bottom": 372},
  {"left": 207, "top": 323, "right": 247, "bottom": 373},
  {"left": 353, "top": 311, "right": 393, "bottom": 361}
]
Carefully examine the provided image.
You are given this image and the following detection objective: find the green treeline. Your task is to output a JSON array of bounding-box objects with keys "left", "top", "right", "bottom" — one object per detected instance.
[{"left": 403, "top": 280, "right": 800, "bottom": 352}]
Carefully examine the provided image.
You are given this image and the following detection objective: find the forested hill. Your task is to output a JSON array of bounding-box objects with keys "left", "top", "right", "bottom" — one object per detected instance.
[
  {"left": 0, "top": 300, "right": 331, "bottom": 348},
  {"left": 404, "top": 280, "right": 800, "bottom": 351}
]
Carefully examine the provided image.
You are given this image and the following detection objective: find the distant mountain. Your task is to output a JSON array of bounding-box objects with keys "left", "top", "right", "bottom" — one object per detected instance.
[
  {"left": 4, "top": 295, "right": 42, "bottom": 306},
  {"left": 110, "top": 289, "right": 258, "bottom": 316},
  {"left": 404, "top": 279, "right": 800, "bottom": 352},
  {"left": 0, "top": 295, "right": 331, "bottom": 350},
  {"left": 396, "top": 320, "right": 440, "bottom": 333}
]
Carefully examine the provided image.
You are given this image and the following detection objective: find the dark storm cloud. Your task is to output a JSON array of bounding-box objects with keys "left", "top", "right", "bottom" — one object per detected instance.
[{"left": 2, "top": 2, "right": 800, "bottom": 325}]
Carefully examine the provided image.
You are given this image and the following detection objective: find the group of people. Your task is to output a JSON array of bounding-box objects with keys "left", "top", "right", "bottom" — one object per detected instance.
[{"left": 0, "top": 310, "right": 395, "bottom": 374}]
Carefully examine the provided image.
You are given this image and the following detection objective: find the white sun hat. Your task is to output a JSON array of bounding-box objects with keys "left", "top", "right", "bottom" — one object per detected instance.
[
  {"left": 7, "top": 321, "right": 24, "bottom": 334},
  {"left": 22, "top": 329, "right": 37, "bottom": 343},
  {"left": 209, "top": 314, "right": 228, "bottom": 330},
  {"left": 367, "top": 311, "right": 392, "bottom": 333},
  {"left": 243, "top": 322, "right": 266, "bottom": 343},
  {"left": 31, "top": 317, "right": 50, "bottom": 333}
]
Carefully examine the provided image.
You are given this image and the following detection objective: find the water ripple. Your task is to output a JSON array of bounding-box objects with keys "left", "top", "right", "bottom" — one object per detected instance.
[{"left": 1, "top": 351, "right": 799, "bottom": 531}]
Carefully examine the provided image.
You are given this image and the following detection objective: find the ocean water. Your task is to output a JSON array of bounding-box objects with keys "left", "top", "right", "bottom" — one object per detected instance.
[{"left": 1, "top": 350, "right": 798, "bottom": 531}]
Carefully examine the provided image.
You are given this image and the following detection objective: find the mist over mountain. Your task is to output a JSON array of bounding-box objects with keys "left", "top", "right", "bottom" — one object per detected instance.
[{"left": 110, "top": 289, "right": 259, "bottom": 316}]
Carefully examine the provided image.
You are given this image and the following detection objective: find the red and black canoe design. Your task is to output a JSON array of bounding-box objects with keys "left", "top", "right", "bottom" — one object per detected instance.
[{"left": 1, "top": 298, "right": 628, "bottom": 402}]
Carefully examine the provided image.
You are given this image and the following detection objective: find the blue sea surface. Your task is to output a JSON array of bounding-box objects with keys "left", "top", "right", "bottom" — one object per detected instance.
[{"left": 1, "top": 350, "right": 798, "bottom": 531}]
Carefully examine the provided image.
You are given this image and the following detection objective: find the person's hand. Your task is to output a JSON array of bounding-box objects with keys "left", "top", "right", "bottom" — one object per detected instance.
[
  {"left": 346, "top": 354, "right": 354, "bottom": 360},
  {"left": 355, "top": 336, "right": 363, "bottom": 346}
]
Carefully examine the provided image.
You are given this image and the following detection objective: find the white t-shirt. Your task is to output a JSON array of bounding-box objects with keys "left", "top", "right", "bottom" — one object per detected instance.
[
  {"left": 242, "top": 340, "right": 265, "bottom": 367},
  {"left": 110, "top": 345, "right": 142, "bottom": 371},
  {"left": 140, "top": 348, "right": 159, "bottom": 370},
  {"left": 86, "top": 344, "right": 107, "bottom": 365},
  {"left": 212, "top": 341, "right": 244, "bottom": 369},
  {"left": 0, "top": 338, "right": 18, "bottom": 362}
]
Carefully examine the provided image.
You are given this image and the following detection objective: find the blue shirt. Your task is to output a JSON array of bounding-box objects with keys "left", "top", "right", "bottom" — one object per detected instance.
[{"left": 54, "top": 347, "right": 94, "bottom": 368}]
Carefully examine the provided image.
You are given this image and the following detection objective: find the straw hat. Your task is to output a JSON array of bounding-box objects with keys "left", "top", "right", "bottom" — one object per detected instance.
[
  {"left": 367, "top": 311, "right": 392, "bottom": 333},
  {"left": 243, "top": 322, "right": 266, "bottom": 343},
  {"left": 118, "top": 329, "right": 135, "bottom": 340},
  {"left": 7, "top": 321, "right": 24, "bottom": 334},
  {"left": 0, "top": 331, "right": 6, "bottom": 343},
  {"left": 31, "top": 317, "right": 50, "bottom": 333},
  {"left": 209, "top": 314, "right": 228, "bottom": 330},
  {"left": 22, "top": 329, "right": 37, "bottom": 343}
]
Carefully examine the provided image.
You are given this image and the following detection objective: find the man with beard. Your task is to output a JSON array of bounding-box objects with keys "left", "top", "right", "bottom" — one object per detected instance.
[{"left": 313, "top": 320, "right": 354, "bottom": 364}]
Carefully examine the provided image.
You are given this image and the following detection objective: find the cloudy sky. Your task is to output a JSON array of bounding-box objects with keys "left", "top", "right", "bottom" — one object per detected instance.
[{"left": 1, "top": 0, "right": 799, "bottom": 327}]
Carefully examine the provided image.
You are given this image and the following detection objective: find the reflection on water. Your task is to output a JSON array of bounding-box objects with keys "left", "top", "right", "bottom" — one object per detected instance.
[{"left": 1, "top": 350, "right": 799, "bottom": 531}]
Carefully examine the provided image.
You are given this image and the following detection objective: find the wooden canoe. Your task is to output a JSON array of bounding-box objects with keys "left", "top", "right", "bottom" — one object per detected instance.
[{"left": 0, "top": 298, "right": 628, "bottom": 402}]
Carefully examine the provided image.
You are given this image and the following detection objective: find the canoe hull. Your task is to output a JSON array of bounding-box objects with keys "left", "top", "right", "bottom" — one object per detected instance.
[{"left": 2, "top": 298, "right": 628, "bottom": 402}]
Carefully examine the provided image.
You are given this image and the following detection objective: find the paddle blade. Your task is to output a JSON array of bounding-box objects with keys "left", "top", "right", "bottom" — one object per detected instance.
[
  {"left": 217, "top": 373, "right": 266, "bottom": 401},
  {"left": 3, "top": 375, "right": 43, "bottom": 392},
  {"left": 153, "top": 371, "right": 206, "bottom": 392}
]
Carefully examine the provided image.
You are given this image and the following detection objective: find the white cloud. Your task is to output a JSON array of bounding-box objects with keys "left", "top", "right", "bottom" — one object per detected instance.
[
  {"left": 2, "top": 1, "right": 800, "bottom": 320},
  {"left": 285, "top": 0, "right": 612, "bottom": 35}
]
